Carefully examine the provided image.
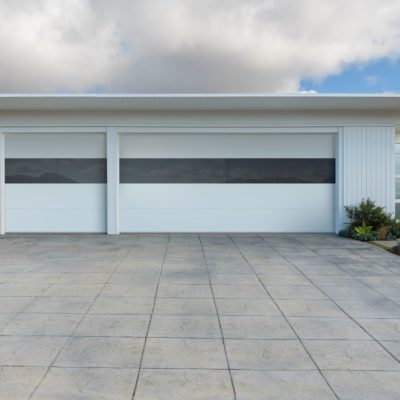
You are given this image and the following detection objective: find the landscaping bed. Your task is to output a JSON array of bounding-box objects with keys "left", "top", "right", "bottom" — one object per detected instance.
[{"left": 339, "top": 198, "right": 400, "bottom": 254}]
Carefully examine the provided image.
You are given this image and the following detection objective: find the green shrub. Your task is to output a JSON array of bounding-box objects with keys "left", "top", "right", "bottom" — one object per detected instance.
[
  {"left": 387, "top": 232, "right": 397, "bottom": 241},
  {"left": 345, "top": 198, "right": 393, "bottom": 231},
  {"left": 338, "top": 228, "right": 351, "bottom": 238},
  {"left": 389, "top": 220, "right": 400, "bottom": 238},
  {"left": 351, "top": 222, "right": 376, "bottom": 241},
  {"left": 378, "top": 226, "right": 389, "bottom": 240},
  {"left": 354, "top": 222, "right": 373, "bottom": 236}
]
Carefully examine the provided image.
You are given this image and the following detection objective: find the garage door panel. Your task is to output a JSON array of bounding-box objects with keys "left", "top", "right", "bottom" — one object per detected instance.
[
  {"left": 120, "top": 132, "right": 335, "bottom": 233},
  {"left": 121, "top": 133, "right": 335, "bottom": 158},
  {"left": 6, "top": 185, "right": 106, "bottom": 209},
  {"left": 6, "top": 185, "right": 106, "bottom": 232},
  {"left": 120, "top": 208, "right": 334, "bottom": 233},
  {"left": 120, "top": 184, "right": 334, "bottom": 209},
  {"left": 7, "top": 134, "right": 105, "bottom": 158},
  {"left": 6, "top": 209, "right": 106, "bottom": 233},
  {"left": 5, "top": 133, "right": 106, "bottom": 233}
]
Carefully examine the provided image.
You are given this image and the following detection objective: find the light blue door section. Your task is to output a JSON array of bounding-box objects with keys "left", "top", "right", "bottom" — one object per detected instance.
[{"left": 120, "top": 133, "right": 336, "bottom": 232}]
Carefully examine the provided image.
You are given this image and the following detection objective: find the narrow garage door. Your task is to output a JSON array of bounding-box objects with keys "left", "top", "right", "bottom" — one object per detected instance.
[
  {"left": 5, "top": 134, "right": 106, "bottom": 233},
  {"left": 120, "top": 133, "right": 335, "bottom": 232}
]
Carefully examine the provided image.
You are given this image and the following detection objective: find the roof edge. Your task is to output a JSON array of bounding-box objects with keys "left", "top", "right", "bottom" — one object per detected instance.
[{"left": 0, "top": 93, "right": 399, "bottom": 112}]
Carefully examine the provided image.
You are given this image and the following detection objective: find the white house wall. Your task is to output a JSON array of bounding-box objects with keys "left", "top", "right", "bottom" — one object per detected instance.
[
  {"left": 336, "top": 126, "right": 395, "bottom": 231},
  {"left": 0, "top": 103, "right": 397, "bottom": 234}
]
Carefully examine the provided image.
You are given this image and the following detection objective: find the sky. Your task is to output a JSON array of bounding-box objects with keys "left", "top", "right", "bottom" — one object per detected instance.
[{"left": 0, "top": 0, "right": 399, "bottom": 94}]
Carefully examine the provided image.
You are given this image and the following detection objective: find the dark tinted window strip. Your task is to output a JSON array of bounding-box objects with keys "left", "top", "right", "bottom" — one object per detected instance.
[
  {"left": 120, "top": 158, "right": 335, "bottom": 184},
  {"left": 5, "top": 159, "right": 107, "bottom": 183}
]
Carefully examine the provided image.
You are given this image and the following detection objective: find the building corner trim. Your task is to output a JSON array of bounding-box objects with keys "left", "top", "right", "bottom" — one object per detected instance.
[{"left": 0, "top": 133, "right": 5, "bottom": 234}]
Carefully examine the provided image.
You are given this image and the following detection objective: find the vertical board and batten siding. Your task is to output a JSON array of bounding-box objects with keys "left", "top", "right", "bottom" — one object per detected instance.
[{"left": 336, "top": 126, "right": 395, "bottom": 231}]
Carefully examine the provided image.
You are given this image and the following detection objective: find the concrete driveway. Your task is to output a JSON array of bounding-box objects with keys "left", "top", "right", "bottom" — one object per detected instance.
[{"left": 0, "top": 233, "right": 400, "bottom": 399}]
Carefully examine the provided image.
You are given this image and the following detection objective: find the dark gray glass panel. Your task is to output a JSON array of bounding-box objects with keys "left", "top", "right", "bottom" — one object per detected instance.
[
  {"left": 173, "top": 159, "right": 227, "bottom": 183},
  {"left": 6, "top": 158, "right": 107, "bottom": 183},
  {"left": 396, "top": 203, "right": 400, "bottom": 220},
  {"left": 57, "top": 159, "right": 106, "bottom": 183},
  {"left": 229, "top": 159, "right": 335, "bottom": 183},
  {"left": 120, "top": 159, "right": 174, "bottom": 183},
  {"left": 396, "top": 178, "right": 400, "bottom": 200},
  {"left": 120, "top": 158, "right": 335, "bottom": 184},
  {"left": 5, "top": 159, "right": 57, "bottom": 183}
]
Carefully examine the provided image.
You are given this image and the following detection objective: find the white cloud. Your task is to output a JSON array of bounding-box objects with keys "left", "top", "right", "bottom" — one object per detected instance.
[{"left": 0, "top": 0, "right": 399, "bottom": 92}]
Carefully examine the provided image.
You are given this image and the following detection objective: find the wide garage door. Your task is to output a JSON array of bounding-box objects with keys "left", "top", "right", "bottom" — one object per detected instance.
[
  {"left": 5, "top": 133, "right": 106, "bottom": 233},
  {"left": 120, "top": 133, "right": 335, "bottom": 232}
]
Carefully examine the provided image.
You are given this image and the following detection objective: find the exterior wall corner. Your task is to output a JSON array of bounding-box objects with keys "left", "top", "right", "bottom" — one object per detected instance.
[{"left": 335, "top": 125, "right": 395, "bottom": 233}]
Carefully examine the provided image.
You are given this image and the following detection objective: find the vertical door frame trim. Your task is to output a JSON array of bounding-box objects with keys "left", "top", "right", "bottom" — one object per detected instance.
[
  {"left": 0, "top": 133, "right": 5, "bottom": 234},
  {"left": 107, "top": 127, "right": 120, "bottom": 234}
]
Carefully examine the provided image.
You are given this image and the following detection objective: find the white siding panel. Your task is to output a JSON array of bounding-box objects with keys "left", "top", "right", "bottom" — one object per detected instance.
[
  {"left": 120, "top": 184, "right": 335, "bottom": 233},
  {"left": 336, "top": 126, "right": 395, "bottom": 231},
  {"left": 6, "top": 184, "right": 106, "bottom": 232}
]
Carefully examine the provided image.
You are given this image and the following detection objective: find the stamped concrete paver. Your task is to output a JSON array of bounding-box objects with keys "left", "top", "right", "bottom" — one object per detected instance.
[
  {"left": 0, "top": 367, "right": 47, "bottom": 400},
  {"left": 0, "top": 233, "right": 399, "bottom": 399},
  {"left": 232, "top": 370, "right": 337, "bottom": 400},
  {"left": 142, "top": 338, "right": 227, "bottom": 369},
  {"left": 323, "top": 371, "right": 400, "bottom": 400},
  {"left": 30, "top": 367, "right": 138, "bottom": 400}
]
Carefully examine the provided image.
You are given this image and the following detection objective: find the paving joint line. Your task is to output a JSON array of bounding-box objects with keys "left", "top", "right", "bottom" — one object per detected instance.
[
  {"left": 230, "top": 234, "right": 340, "bottom": 400},
  {"left": 199, "top": 234, "right": 237, "bottom": 400},
  {"left": 130, "top": 234, "right": 170, "bottom": 400},
  {"left": 27, "top": 235, "right": 142, "bottom": 400},
  {"left": 263, "top": 235, "right": 400, "bottom": 365}
]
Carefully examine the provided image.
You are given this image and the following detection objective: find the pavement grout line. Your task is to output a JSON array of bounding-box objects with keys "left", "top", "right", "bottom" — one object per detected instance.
[
  {"left": 6, "top": 364, "right": 400, "bottom": 372},
  {"left": 130, "top": 234, "right": 170, "bottom": 400},
  {"left": 2, "top": 234, "right": 400, "bottom": 399},
  {"left": 0, "top": 285, "right": 53, "bottom": 335},
  {"left": 290, "top": 240, "right": 400, "bottom": 366},
  {"left": 199, "top": 234, "right": 237, "bottom": 400},
  {"left": 26, "top": 235, "right": 142, "bottom": 400},
  {"left": 260, "top": 234, "right": 400, "bottom": 363},
  {"left": 0, "top": 334, "right": 389, "bottom": 340},
  {"left": 230, "top": 234, "right": 341, "bottom": 400}
]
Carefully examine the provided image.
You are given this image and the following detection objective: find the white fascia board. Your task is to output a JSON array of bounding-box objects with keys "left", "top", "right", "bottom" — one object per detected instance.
[{"left": 0, "top": 94, "right": 399, "bottom": 113}]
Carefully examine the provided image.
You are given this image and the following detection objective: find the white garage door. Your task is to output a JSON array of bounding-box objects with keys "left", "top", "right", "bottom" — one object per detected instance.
[
  {"left": 120, "top": 133, "right": 335, "bottom": 233},
  {"left": 5, "top": 134, "right": 106, "bottom": 233}
]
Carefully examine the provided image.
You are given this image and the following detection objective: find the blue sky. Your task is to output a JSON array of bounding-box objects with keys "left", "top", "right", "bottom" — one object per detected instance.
[
  {"left": 1, "top": 1, "right": 400, "bottom": 93},
  {"left": 301, "top": 58, "right": 400, "bottom": 93}
]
